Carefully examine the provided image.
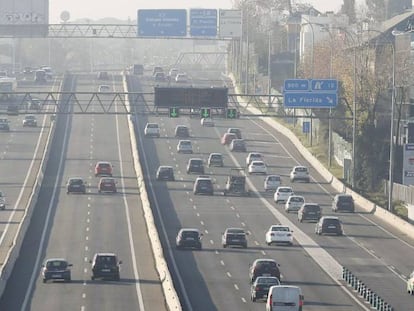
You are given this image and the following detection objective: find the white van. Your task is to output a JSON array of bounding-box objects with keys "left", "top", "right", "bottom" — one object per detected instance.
[{"left": 266, "top": 285, "right": 304, "bottom": 311}]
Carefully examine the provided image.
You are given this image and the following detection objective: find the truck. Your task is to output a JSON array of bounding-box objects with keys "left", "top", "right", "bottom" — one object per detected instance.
[{"left": 0, "top": 77, "right": 17, "bottom": 100}]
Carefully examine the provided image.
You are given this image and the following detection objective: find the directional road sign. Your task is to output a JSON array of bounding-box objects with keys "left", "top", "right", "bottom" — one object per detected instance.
[
  {"left": 226, "top": 108, "right": 238, "bottom": 119},
  {"left": 169, "top": 107, "right": 179, "bottom": 118},
  {"left": 190, "top": 9, "right": 217, "bottom": 37},
  {"left": 138, "top": 9, "right": 187, "bottom": 37},
  {"left": 219, "top": 9, "right": 242, "bottom": 38},
  {"left": 200, "top": 108, "right": 211, "bottom": 118},
  {"left": 302, "top": 121, "right": 310, "bottom": 133},
  {"left": 284, "top": 92, "right": 337, "bottom": 108},
  {"left": 284, "top": 79, "right": 309, "bottom": 92},
  {"left": 311, "top": 79, "right": 338, "bottom": 92}
]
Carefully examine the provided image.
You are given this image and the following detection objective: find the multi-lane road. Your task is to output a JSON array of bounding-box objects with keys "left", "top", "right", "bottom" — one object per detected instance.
[{"left": 0, "top": 71, "right": 413, "bottom": 311}]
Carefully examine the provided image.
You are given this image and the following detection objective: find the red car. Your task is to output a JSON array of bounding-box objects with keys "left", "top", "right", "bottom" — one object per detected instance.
[
  {"left": 95, "top": 161, "right": 113, "bottom": 177},
  {"left": 221, "top": 133, "right": 237, "bottom": 145},
  {"left": 98, "top": 178, "right": 117, "bottom": 193}
]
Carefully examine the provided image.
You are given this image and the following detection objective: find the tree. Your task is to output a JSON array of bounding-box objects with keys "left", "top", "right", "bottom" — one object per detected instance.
[
  {"left": 365, "top": 0, "right": 386, "bottom": 22},
  {"left": 341, "top": 0, "right": 357, "bottom": 24}
]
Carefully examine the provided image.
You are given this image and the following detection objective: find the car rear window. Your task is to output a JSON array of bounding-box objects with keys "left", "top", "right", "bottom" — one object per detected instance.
[
  {"left": 271, "top": 226, "right": 290, "bottom": 232},
  {"left": 70, "top": 179, "right": 83, "bottom": 185},
  {"left": 47, "top": 261, "right": 67, "bottom": 269},
  {"left": 268, "top": 176, "right": 280, "bottom": 181},
  {"left": 147, "top": 124, "right": 159, "bottom": 128},
  {"left": 305, "top": 204, "right": 320, "bottom": 211},
  {"left": 211, "top": 155, "right": 221, "bottom": 159},
  {"left": 257, "top": 277, "right": 280, "bottom": 285},
  {"left": 227, "top": 229, "right": 245, "bottom": 234},
  {"left": 257, "top": 261, "right": 277, "bottom": 269},
  {"left": 338, "top": 195, "right": 353, "bottom": 202},
  {"left": 279, "top": 188, "right": 292, "bottom": 193},
  {"left": 97, "top": 256, "right": 116, "bottom": 265},
  {"left": 182, "top": 231, "right": 199, "bottom": 238},
  {"left": 290, "top": 197, "right": 303, "bottom": 203},
  {"left": 99, "top": 163, "right": 111, "bottom": 168},
  {"left": 324, "top": 219, "right": 340, "bottom": 225},
  {"left": 295, "top": 167, "right": 308, "bottom": 172}
]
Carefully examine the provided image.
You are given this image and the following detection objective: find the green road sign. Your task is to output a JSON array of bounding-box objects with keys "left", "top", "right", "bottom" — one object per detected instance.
[
  {"left": 169, "top": 107, "right": 179, "bottom": 118},
  {"left": 200, "top": 108, "right": 211, "bottom": 118},
  {"left": 226, "top": 108, "right": 237, "bottom": 119}
]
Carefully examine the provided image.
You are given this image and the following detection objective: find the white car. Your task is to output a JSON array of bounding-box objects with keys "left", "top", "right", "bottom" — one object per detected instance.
[
  {"left": 265, "top": 224, "right": 293, "bottom": 245},
  {"left": 201, "top": 118, "right": 215, "bottom": 127},
  {"left": 248, "top": 160, "right": 267, "bottom": 174},
  {"left": 177, "top": 140, "right": 193, "bottom": 153},
  {"left": 290, "top": 165, "right": 310, "bottom": 182},
  {"left": 246, "top": 152, "right": 263, "bottom": 166},
  {"left": 274, "top": 186, "right": 294, "bottom": 203},
  {"left": 98, "top": 84, "right": 111, "bottom": 93},
  {"left": 407, "top": 270, "right": 414, "bottom": 295},
  {"left": 144, "top": 122, "right": 160, "bottom": 137},
  {"left": 264, "top": 175, "right": 282, "bottom": 191},
  {"left": 175, "top": 73, "right": 188, "bottom": 83},
  {"left": 285, "top": 195, "right": 305, "bottom": 213},
  {"left": 169, "top": 68, "right": 179, "bottom": 79}
]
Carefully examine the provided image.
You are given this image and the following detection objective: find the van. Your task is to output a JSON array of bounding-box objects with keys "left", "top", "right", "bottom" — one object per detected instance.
[{"left": 266, "top": 285, "right": 304, "bottom": 311}]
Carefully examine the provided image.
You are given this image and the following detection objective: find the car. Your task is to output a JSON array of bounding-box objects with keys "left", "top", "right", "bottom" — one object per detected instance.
[
  {"left": 41, "top": 258, "right": 72, "bottom": 283},
  {"left": 298, "top": 203, "right": 322, "bottom": 222},
  {"left": 90, "top": 253, "right": 121, "bottom": 281},
  {"left": 249, "top": 259, "right": 281, "bottom": 283},
  {"left": 175, "top": 125, "right": 190, "bottom": 138},
  {"left": 208, "top": 153, "right": 223, "bottom": 167},
  {"left": 177, "top": 140, "right": 193, "bottom": 153},
  {"left": 168, "top": 68, "right": 179, "bottom": 79},
  {"left": 193, "top": 176, "right": 214, "bottom": 195},
  {"left": 22, "top": 115, "right": 37, "bottom": 127},
  {"left": 251, "top": 276, "right": 280, "bottom": 302},
  {"left": 154, "top": 71, "right": 166, "bottom": 82},
  {"left": 407, "top": 270, "right": 414, "bottom": 295},
  {"left": 144, "top": 122, "right": 160, "bottom": 137},
  {"left": 156, "top": 166, "right": 175, "bottom": 181},
  {"left": 290, "top": 165, "right": 310, "bottom": 182},
  {"left": 98, "top": 84, "right": 111, "bottom": 93},
  {"left": 332, "top": 194, "right": 355, "bottom": 213},
  {"left": 230, "top": 139, "right": 246, "bottom": 152},
  {"left": 98, "top": 177, "right": 117, "bottom": 193},
  {"left": 248, "top": 160, "right": 267, "bottom": 174},
  {"left": 66, "top": 177, "right": 87, "bottom": 194},
  {"left": 221, "top": 132, "right": 237, "bottom": 145},
  {"left": 315, "top": 216, "right": 344, "bottom": 235},
  {"left": 175, "top": 73, "right": 189, "bottom": 83},
  {"left": 265, "top": 224, "right": 294, "bottom": 245},
  {"left": 274, "top": 186, "right": 294, "bottom": 203},
  {"left": 285, "top": 195, "right": 305, "bottom": 213},
  {"left": 227, "top": 127, "right": 242, "bottom": 139},
  {"left": 186, "top": 158, "right": 204, "bottom": 174},
  {"left": 264, "top": 175, "right": 282, "bottom": 191},
  {"left": 40, "top": 66, "right": 53, "bottom": 79},
  {"left": 28, "top": 97, "right": 42, "bottom": 110},
  {"left": 0, "top": 118, "right": 10, "bottom": 131},
  {"left": 222, "top": 227, "right": 248, "bottom": 248},
  {"left": 0, "top": 191, "right": 6, "bottom": 210},
  {"left": 97, "top": 71, "right": 109, "bottom": 80},
  {"left": 94, "top": 161, "right": 113, "bottom": 176},
  {"left": 201, "top": 118, "right": 214, "bottom": 127},
  {"left": 152, "top": 66, "right": 163, "bottom": 76},
  {"left": 246, "top": 152, "right": 263, "bottom": 166},
  {"left": 266, "top": 285, "right": 304, "bottom": 311},
  {"left": 176, "top": 228, "right": 203, "bottom": 250},
  {"left": 7, "top": 104, "right": 19, "bottom": 115}
]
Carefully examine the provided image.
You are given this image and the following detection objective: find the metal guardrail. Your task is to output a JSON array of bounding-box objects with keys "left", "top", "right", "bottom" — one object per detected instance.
[{"left": 342, "top": 267, "right": 394, "bottom": 311}]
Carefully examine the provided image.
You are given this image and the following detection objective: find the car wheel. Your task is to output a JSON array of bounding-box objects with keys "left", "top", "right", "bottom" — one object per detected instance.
[
  {"left": 243, "top": 243, "right": 247, "bottom": 248},
  {"left": 115, "top": 275, "right": 120, "bottom": 281},
  {"left": 42, "top": 278, "right": 47, "bottom": 283},
  {"left": 267, "top": 241, "right": 271, "bottom": 246},
  {"left": 251, "top": 294, "right": 256, "bottom": 302},
  {"left": 66, "top": 277, "right": 71, "bottom": 282}
]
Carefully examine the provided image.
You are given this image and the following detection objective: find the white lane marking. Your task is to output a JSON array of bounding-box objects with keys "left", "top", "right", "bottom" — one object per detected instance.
[
  {"left": 84, "top": 257, "right": 88, "bottom": 262},
  {"left": 115, "top": 88, "right": 145, "bottom": 310},
  {"left": 205, "top": 229, "right": 209, "bottom": 234},
  {"left": 200, "top": 221, "right": 204, "bottom": 226},
  {"left": 85, "top": 246, "right": 88, "bottom": 251},
  {"left": 241, "top": 297, "right": 247, "bottom": 303},
  {"left": 254, "top": 241, "right": 260, "bottom": 246},
  {"left": 81, "top": 306, "right": 85, "bottom": 311},
  {"left": 84, "top": 268, "right": 87, "bottom": 274},
  {"left": 82, "top": 293, "right": 86, "bottom": 299},
  {"left": 86, "top": 236, "right": 89, "bottom": 241},
  {"left": 210, "top": 240, "right": 214, "bottom": 245},
  {"left": 241, "top": 222, "right": 246, "bottom": 227},
  {"left": 22, "top": 78, "right": 73, "bottom": 310},
  {"left": 226, "top": 272, "right": 232, "bottom": 278},
  {"left": 220, "top": 260, "right": 225, "bottom": 266},
  {"left": 234, "top": 284, "right": 239, "bottom": 290},
  {"left": 196, "top": 213, "right": 200, "bottom": 217}
]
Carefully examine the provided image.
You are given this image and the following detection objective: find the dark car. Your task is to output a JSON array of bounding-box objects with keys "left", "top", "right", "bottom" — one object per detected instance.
[
  {"left": 66, "top": 177, "right": 87, "bottom": 194},
  {"left": 90, "top": 253, "right": 121, "bottom": 281},
  {"left": 98, "top": 177, "right": 117, "bottom": 193},
  {"left": 176, "top": 228, "right": 203, "bottom": 250},
  {"left": 156, "top": 166, "right": 175, "bottom": 181},
  {"left": 7, "top": 104, "right": 19, "bottom": 115},
  {"left": 175, "top": 125, "right": 190, "bottom": 138},
  {"left": 227, "top": 127, "right": 242, "bottom": 139},
  {"left": 332, "top": 194, "right": 355, "bottom": 212},
  {"left": 187, "top": 158, "right": 204, "bottom": 174},
  {"left": 315, "top": 216, "right": 344, "bottom": 236},
  {"left": 193, "top": 177, "right": 214, "bottom": 195},
  {"left": 298, "top": 203, "right": 322, "bottom": 222},
  {"left": 208, "top": 153, "right": 224, "bottom": 167},
  {"left": 0, "top": 118, "right": 10, "bottom": 131},
  {"left": 251, "top": 276, "right": 280, "bottom": 302},
  {"left": 222, "top": 227, "right": 248, "bottom": 248},
  {"left": 249, "top": 259, "right": 281, "bottom": 283},
  {"left": 41, "top": 258, "right": 72, "bottom": 283},
  {"left": 230, "top": 139, "right": 247, "bottom": 152},
  {"left": 22, "top": 115, "right": 37, "bottom": 127}
]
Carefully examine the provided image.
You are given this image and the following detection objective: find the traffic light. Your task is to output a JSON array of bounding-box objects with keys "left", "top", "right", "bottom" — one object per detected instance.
[
  {"left": 200, "top": 108, "right": 211, "bottom": 118},
  {"left": 226, "top": 108, "right": 238, "bottom": 119},
  {"left": 169, "top": 107, "right": 179, "bottom": 118}
]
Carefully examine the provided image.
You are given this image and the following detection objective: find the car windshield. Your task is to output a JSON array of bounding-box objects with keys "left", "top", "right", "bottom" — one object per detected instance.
[
  {"left": 279, "top": 188, "right": 292, "bottom": 193},
  {"left": 182, "top": 231, "right": 199, "bottom": 238},
  {"left": 338, "top": 195, "right": 353, "bottom": 202},
  {"left": 306, "top": 205, "right": 320, "bottom": 211},
  {"left": 295, "top": 167, "right": 308, "bottom": 172},
  {"left": 290, "top": 197, "right": 304, "bottom": 203},
  {"left": 97, "top": 256, "right": 116, "bottom": 265},
  {"left": 271, "top": 226, "right": 290, "bottom": 232},
  {"left": 46, "top": 260, "right": 67, "bottom": 269}
]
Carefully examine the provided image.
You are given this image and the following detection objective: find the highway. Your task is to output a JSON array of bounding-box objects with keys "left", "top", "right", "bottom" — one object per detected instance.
[
  {"left": 129, "top": 71, "right": 414, "bottom": 310},
  {"left": 0, "top": 74, "right": 168, "bottom": 311}
]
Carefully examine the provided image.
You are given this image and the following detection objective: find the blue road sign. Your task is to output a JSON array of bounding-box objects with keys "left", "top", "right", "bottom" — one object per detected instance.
[
  {"left": 302, "top": 121, "right": 310, "bottom": 133},
  {"left": 190, "top": 9, "right": 217, "bottom": 37},
  {"left": 311, "top": 79, "right": 338, "bottom": 92},
  {"left": 284, "top": 79, "right": 309, "bottom": 92},
  {"left": 138, "top": 9, "right": 187, "bottom": 37},
  {"left": 284, "top": 92, "right": 337, "bottom": 108}
]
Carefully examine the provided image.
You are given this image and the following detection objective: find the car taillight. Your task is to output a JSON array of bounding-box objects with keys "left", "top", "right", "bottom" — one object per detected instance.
[
  {"left": 287, "top": 233, "right": 291, "bottom": 237},
  {"left": 255, "top": 286, "right": 261, "bottom": 291},
  {"left": 299, "top": 295, "right": 304, "bottom": 306},
  {"left": 270, "top": 233, "right": 274, "bottom": 236},
  {"left": 269, "top": 294, "right": 272, "bottom": 306}
]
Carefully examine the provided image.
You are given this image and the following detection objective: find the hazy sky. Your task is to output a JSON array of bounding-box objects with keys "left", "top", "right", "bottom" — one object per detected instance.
[{"left": 48, "top": 0, "right": 354, "bottom": 23}]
